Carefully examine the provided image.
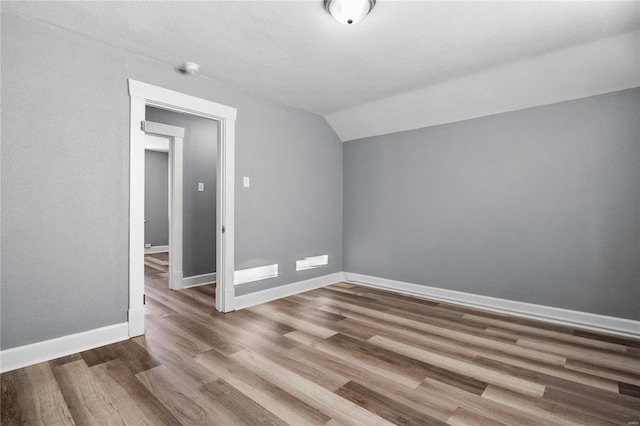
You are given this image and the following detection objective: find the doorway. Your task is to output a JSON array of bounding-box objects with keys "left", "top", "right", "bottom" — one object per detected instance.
[
  {"left": 128, "top": 80, "right": 237, "bottom": 338},
  {"left": 143, "top": 120, "right": 184, "bottom": 291}
]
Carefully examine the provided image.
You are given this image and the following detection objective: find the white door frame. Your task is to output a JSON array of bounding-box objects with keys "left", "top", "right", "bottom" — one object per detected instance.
[
  {"left": 128, "top": 80, "right": 237, "bottom": 337},
  {"left": 143, "top": 121, "right": 185, "bottom": 291}
]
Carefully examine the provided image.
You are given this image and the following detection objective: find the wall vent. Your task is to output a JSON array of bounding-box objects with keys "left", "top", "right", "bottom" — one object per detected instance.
[
  {"left": 234, "top": 264, "right": 279, "bottom": 285},
  {"left": 296, "top": 255, "right": 329, "bottom": 271}
]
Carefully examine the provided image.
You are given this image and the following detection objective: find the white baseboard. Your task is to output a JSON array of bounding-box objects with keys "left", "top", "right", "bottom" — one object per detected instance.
[
  {"left": 345, "top": 273, "right": 640, "bottom": 339},
  {"left": 235, "top": 272, "right": 345, "bottom": 310},
  {"left": 0, "top": 323, "right": 129, "bottom": 373},
  {"left": 183, "top": 272, "right": 216, "bottom": 289},
  {"left": 144, "top": 245, "right": 169, "bottom": 254}
]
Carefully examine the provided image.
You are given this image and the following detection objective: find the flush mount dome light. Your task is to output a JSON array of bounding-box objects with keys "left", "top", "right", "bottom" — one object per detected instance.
[{"left": 325, "top": 0, "right": 376, "bottom": 25}]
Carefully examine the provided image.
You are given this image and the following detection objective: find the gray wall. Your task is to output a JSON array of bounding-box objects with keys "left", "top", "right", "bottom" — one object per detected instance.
[
  {"left": 146, "top": 107, "right": 218, "bottom": 278},
  {"left": 144, "top": 150, "right": 169, "bottom": 247},
  {"left": 344, "top": 88, "right": 640, "bottom": 320},
  {"left": 1, "top": 13, "right": 343, "bottom": 350}
]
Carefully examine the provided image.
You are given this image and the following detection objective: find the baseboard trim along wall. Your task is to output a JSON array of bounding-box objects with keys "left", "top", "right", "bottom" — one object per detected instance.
[
  {"left": 235, "top": 272, "right": 345, "bottom": 310},
  {"left": 345, "top": 272, "right": 640, "bottom": 338},
  {"left": 0, "top": 323, "right": 129, "bottom": 373},
  {"left": 144, "top": 245, "right": 169, "bottom": 254},
  {"left": 6, "top": 271, "right": 636, "bottom": 373},
  {"left": 182, "top": 272, "right": 216, "bottom": 289}
]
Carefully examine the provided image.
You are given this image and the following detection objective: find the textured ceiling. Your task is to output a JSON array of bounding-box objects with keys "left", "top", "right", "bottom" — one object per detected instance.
[{"left": 3, "top": 1, "right": 639, "bottom": 139}]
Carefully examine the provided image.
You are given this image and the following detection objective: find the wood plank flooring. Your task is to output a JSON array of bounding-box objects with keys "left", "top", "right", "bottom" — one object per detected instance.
[{"left": 2, "top": 252, "right": 639, "bottom": 425}]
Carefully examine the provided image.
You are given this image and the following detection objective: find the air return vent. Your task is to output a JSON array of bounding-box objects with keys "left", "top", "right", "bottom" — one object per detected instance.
[
  {"left": 234, "top": 264, "right": 279, "bottom": 285},
  {"left": 296, "top": 255, "right": 329, "bottom": 271}
]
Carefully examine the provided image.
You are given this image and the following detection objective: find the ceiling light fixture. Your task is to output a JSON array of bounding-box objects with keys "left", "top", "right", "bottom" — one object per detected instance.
[{"left": 325, "top": 0, "right": 376, "bottom": 25}]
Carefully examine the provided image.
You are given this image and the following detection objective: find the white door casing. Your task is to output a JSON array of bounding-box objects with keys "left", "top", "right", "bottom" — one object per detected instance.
[{"left": 128, "top": 80, "right": 237, "bottom": 337}]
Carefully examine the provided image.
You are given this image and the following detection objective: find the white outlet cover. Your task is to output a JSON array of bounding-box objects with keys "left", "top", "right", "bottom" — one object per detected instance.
[
  {"left": 243, "top": 177, "right": 250, "bottom": 188},
  {"left": 198, "top": 182, "right": 204, "bottom": 191}
]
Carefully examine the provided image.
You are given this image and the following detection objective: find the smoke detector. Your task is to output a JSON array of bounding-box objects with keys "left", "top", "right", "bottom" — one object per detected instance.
[{"left": 180, "top": 62, "right": 199, "bottom": 74}]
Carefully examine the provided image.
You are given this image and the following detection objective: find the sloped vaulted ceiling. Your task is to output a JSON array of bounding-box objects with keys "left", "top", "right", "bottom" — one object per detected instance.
[{"left": 3, "top": 1, "right": 639, "bottom": 141}]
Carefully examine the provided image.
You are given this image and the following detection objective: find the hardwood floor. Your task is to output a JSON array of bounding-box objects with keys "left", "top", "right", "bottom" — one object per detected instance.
[{"left": 2, "top": 252, "right": 639, "bottom": 425}]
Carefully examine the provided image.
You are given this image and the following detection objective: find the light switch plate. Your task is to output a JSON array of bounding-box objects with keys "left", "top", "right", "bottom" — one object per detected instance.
[
  {"left": 198, "top": 182, "right": 204, "bottom": 192},
  {"left": 243, "top": 177, "right": 250, "bottom": 188}
]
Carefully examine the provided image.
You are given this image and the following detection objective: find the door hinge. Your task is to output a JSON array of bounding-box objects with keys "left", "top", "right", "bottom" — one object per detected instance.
[
  {"left": 140, "top": 121, "right": 146, "bottom": 132},
  {"left": 143, "top": 294, "right": 146, "bottom": 305}
]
